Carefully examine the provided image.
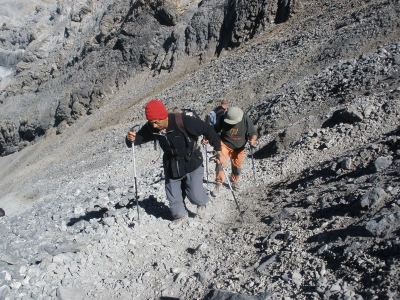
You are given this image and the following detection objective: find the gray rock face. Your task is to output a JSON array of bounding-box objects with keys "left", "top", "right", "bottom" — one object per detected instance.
[
  {"left": 204, "top": 289, "right": 264, "bottom": 300},
  {"left": 360, "top": 188, "right": 387, "bottom": 209},
  {"left": 366, "top": 212, "right": 400, "bottom": 238},
  {"left": 374, "top": 156, "right": 393, "bottom": 172},
  {"left": 0, "top": 0, "right": 283, "bottom": 156},
  {"left": 56, "top": 286, "right": 86, "bottom": 300}
]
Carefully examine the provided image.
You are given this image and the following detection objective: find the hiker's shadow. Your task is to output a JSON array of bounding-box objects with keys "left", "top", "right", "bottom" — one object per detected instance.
[
  {"left": 247, "top": 143, "right": 274, "bottom": 159},
  {"left": 128, "top": 195, "right": 172, "bottom": 221},
  {"left": 67, "top": 206, "right": 108, "bottom": 226},
  {"left": 67, "top": 195, "right": 172, "bottom": 227},
  {"left": 130, "top": 196, "right": 199, "bottom": 220}
]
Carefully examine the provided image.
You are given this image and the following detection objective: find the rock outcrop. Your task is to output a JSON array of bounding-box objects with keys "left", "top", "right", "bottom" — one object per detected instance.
[{"left": 0, "top": 0, "right": 295, "bottom": 156}]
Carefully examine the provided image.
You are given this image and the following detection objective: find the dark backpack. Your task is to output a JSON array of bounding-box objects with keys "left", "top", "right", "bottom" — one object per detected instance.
[
  {"left": 205, "top": 106, "right": 225, "bottom": 126},
  {"left": 153, "top": 108, "right": 201, "bottom": 152},
  {"left": 174, "top": 109, "right": 201, "bottom": 146},
  {"left": 181, "top": 108, "right": 201, "bottom": 120}
]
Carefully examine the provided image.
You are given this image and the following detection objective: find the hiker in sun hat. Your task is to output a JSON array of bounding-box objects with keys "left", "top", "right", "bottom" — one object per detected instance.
[
  {"left": 126, "top": 99, "right": 226, "bottom": 229},
  {"left": 203, "top": 106, "right": 258, "bottom": 196}
]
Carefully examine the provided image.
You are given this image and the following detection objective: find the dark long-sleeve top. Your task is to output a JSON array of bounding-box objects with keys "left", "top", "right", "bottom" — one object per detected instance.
[
  {"left": 215, "top": 113, "right": 258, "bottom": 150},
  {"left": 126, "top": 113, "right": 221, "bottom": 177}
]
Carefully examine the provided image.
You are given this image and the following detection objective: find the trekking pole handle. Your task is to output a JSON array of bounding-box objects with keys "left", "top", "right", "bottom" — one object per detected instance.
[
  {"left": 130, "top": 124, "right": 140, "bottom": 132},
  {"left": 209, "top": 154, "right": 217, "bottom": 162},
  {"left": 128, "top": 125, "right": 140, "bottom": 148},
  {"left": 209, "top": 154, "right": 221, "bottom": 162}
]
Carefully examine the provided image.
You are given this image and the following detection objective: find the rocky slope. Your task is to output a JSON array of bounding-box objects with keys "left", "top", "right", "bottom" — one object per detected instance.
[
  {"left": 0, "top": 0, "right": 399, "bottom": 299},
  {"left": 0, "top": 0, "right": 292, "bottom": 156}
]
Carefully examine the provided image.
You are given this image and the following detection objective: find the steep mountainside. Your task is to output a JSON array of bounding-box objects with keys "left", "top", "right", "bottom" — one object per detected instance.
[{"left": 0, "top": 0, "right": 399, "bottom": 299}]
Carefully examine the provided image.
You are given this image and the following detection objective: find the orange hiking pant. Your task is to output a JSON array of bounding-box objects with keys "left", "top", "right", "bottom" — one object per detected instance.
[{"left": 215, "top": 142, "right": 246, "bottom": 184}]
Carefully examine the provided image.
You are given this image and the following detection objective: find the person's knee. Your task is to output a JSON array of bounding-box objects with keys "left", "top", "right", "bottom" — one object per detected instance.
[
  {"left": 232, "top": 166, "right": 242, "bottom": 175},
  {"left": 215, "top": 165, "right": 223, "bottom": 172}
]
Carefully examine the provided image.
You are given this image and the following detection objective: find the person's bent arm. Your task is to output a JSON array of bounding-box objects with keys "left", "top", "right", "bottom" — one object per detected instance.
[
  {"left": 183, "top": 116, "right": 227, "bottom": 167},
  {"left": 125, "top": 123, "right": 153, "bottom": 148}
]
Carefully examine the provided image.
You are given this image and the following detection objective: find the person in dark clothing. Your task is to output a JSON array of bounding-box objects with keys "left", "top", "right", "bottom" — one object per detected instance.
[
  {"left": 205, "top": 99, "right": 228, "bottom": 126},
  {"left": 126, "top": 99, "right": 226, "bottom": 229}
]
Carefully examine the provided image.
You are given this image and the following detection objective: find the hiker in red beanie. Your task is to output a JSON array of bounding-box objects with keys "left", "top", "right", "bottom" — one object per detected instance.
[{"left": 126, "top": 99, "right": 226, "bottom": 229}]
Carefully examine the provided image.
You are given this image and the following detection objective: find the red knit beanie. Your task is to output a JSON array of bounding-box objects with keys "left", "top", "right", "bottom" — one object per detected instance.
[{"left": 145, "top": 99, "right": 168, "bottom": 121}]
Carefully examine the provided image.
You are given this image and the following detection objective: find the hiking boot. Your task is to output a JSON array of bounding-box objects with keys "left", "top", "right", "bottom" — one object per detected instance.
[
  {"left": 168, "top": 215, "right": 188, "bottom": 230},
  {"left": 232, "top": 181, "right": 241, "bottom": 192},
  {"left": 196, "top": 205, "right": 206, "bottom": 219},
  {"left": 211, "top": 183, "right": 222, "bottom": 197}
]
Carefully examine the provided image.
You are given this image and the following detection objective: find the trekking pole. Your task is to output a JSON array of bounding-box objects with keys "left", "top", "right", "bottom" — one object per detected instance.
[
  {"left": 130, "top": 125, "right": 140, "bottom": 223},
  {"left": 132, "top": 145, "right": 140, "bottom": 223},
  {"left": 249, "top": 145, "right": 256, "bottom": 184},
  {"left": 222, "top": 167, "right": 244, "bottom": 221},
  {"left": 204, "top": 144, "right": 209, "bottom": 185},
  {"left": 209, "top": 155, "right": 243, "bottom": 221}
]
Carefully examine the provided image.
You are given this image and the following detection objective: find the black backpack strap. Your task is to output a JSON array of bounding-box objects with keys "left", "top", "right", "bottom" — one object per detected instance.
[
  {"left": 174, "top": 113, "right": 197, "bottom": 154},
  {"left": 215, "top": 106, "right": 226, "bottom": 119},
  {"left": 174, "top": 113, "right": 189, "bottom": 145}
]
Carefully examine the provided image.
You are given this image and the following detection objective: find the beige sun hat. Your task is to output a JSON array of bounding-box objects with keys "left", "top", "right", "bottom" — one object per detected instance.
[{"left": 224, "top": 107, "right": 243, "bottom": 125}]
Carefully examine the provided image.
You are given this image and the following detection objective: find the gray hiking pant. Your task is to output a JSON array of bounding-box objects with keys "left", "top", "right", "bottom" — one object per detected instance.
[{"left": 165, "top": 165, "right": 209, "bottom": 219}]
